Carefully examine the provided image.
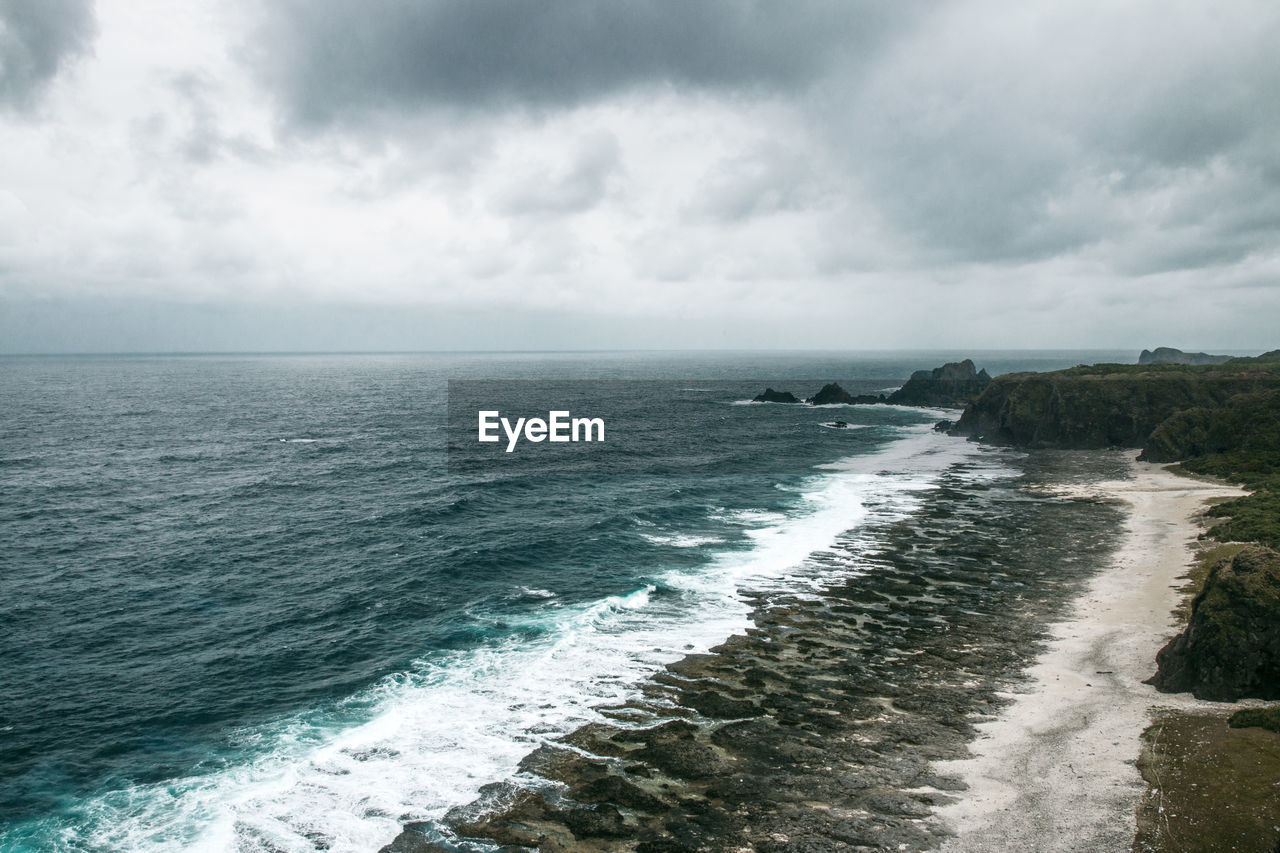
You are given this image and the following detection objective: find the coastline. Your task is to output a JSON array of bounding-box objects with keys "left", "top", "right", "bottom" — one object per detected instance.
[
  {"left": 934, "top": 458, "right": 1246, "bottom": 852},
  {"left": 381, "top": 446, "right": 1139, "bottom": 851}
]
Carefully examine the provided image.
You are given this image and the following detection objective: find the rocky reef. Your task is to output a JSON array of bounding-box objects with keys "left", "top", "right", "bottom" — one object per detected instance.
[
  {"left": 751, "top": 388, "right": 800, "bottom": 404},
  {"left": 1149, "top": 546, "right": 1280, "bottom": 701},
  {"left": 886, "top": 360, "right": 991, "bottom": 408},
  {"left": 1138, "top": 346, "right": 1232, "bottom": 366},
  {"left": 379, "top": 453, "right": 1125, "bottom": 852}
]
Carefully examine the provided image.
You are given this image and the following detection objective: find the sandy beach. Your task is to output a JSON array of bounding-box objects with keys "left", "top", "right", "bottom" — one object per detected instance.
[{"left": 934, "top": 458, "right": 1247, "bottom": 852}]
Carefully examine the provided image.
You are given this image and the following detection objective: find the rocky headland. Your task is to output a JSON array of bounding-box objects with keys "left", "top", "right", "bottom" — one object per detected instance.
[
  {"left": 886, "top": 359, "right": 991, "bottom": 408},
  {"left": 952, "top": 354, "right": 1280, "bottom": 449},
  {"left": 751, "top": 360, "right": 994, "bottom": 411}
]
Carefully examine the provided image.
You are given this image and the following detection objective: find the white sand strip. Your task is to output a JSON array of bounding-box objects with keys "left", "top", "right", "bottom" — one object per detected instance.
[{"left": 933, "top": 456, "right": 1245, "bottom": 853}]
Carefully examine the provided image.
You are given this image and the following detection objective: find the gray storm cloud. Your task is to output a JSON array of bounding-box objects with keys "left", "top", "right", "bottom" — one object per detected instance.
[
  {"left": 1, "top": 0, "right": 1278, "bottom": 352},
  {"left": 0, "top": 0, "right": 96, "bottom": 110},
  {"left": 246, "top": 0, "right": 1280, "bottom": 277},
  {"left": 248, "top": 0, "right": 918, "bottom": 123}
]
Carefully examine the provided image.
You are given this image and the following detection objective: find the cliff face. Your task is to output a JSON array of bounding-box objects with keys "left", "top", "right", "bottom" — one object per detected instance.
[
  {"left": 953, "top": 364, "right": 1280, "bottom": 449},
  {"left": 886, "top": 359, "right": 991, "bottom": 408},
  {"left": 1150, "top": 546, "right": 1280, "bottom": 701}
]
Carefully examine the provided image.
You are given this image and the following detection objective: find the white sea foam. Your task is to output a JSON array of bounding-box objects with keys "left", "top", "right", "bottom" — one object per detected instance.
[
  {"left": 33, "top": 425, "right": 997, "bottom": 853},
  {"left": 639, "top": 532, "right": 725, "bottom": 548}
]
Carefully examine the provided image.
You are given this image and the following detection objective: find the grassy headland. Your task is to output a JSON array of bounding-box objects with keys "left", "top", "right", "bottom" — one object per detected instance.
[
  {"left": 953, "top": 350, "right": 1280, "bottom": 852},
  {"left": 954, "top": 350, "right": 1280, "bottom": 552}
]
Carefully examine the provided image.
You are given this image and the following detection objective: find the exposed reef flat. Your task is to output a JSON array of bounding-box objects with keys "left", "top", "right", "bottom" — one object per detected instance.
[
  {"left": 934, "top": 460, "right": 1244, "bottom": 853},
  {"left": 382, "top": 450, "right": 1134, "bottom": 852}
]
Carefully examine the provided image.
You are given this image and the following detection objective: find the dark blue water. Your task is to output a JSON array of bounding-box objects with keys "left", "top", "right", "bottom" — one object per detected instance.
[{"left": 0, "top": 351, "right": 1131, "bottom": 852}]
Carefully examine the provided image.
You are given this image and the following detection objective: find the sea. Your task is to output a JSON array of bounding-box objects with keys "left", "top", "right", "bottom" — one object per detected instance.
[{"left": 0, "top": 350, "right": 1134, "bottom": 852}]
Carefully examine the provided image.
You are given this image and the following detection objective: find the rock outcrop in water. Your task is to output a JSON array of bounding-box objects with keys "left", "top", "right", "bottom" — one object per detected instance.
[
  {"left": 806, "top": 382, "right": 859, "bottom": 405},
  {"left": 752, "top": 388, "right": 800, "bottom": 404},
  {"left": 1139, "top": 347, "right": 1232, "bottom": 366},
  {"left": 886, "top": 360, "right": 991, "bottom": 408},
  {"left": 1150, "top": 546, "right": 1280, "bottom": 701}
]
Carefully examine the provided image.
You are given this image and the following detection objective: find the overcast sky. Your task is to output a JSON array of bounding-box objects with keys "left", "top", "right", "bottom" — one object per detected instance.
[{"left": 1, "top": 0, "right": 1277, "bottom": 352}]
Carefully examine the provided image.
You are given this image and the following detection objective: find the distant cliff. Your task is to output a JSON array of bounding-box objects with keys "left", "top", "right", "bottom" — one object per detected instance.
[
  {"left": 886, "top": 359, "right": 991, "bottom": 408},
  {"left": 1139, "top": 346, "right": 1232, "bottom": 366}
]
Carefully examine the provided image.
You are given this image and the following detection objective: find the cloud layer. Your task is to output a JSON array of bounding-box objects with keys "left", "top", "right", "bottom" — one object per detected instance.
[
  {"left": 250, "top": 1, "right": 913, "bottom": 122},
  {"left": 0, "top": 0, "right": 1277, "bottom": 351},
  {"left": 0, "top": 0, "right": 95, "bottom": 110}
]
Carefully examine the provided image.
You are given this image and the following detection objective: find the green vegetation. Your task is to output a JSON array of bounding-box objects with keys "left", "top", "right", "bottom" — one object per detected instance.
[
  {"left": 1162, "top": 392, "right": 1280, "bottom": 548},
  {"left": 956, "top": 351, "right": 1280, "bottom": 551},
  {"left": 1197, "top": 489, "right": 1280, "bottom": 550},
  {"left": 954, "top": 358, "right": 1280, "bottom": 449},
  {"left": 1174, "top": 543, "right": 1247, "bottom": 623},
  {"left": 1228, "top": 706, "right": 1280, "bottom": 733},
  {"left": 1134, "top": 712, "right": 1280, "bottom": 852}
]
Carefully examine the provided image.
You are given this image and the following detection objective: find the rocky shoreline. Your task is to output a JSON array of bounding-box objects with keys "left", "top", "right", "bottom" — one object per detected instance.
[{"left": 382, "top": 450, "right": 1130, "bottom": 852}]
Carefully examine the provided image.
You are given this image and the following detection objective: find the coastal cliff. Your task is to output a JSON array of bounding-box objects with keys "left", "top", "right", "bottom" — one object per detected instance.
[
  {"left": 952, "top": 358, "right": 1280, "bottom": 449},
  {"left": 953, "top": 351, "right": 1280, "bottom": 705},
  {"left": 1149, "top": 545, "right": 1280, "bottom": 701}
]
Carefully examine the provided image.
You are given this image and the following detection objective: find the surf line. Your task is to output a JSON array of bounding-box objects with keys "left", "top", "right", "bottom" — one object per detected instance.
[{"left": 478, "top": 410, "right": 605, "bottom": 452}]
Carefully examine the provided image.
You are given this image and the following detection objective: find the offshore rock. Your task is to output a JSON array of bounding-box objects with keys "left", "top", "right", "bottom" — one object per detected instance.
[
  {"left": 752, "top": 387, "right": 800, "bottom": 403},
  {"left": 1150, "top": 546, "right": 1280, "bottom": 701},
  {"left": 1138, "top": 346, "right": 1232, "bottom": 366},
  {"left": 886, "top": 359, "right": 991, "bottom": 408},
  {"left": 807, "top": 382, "right": 856, "bottom": 405}
]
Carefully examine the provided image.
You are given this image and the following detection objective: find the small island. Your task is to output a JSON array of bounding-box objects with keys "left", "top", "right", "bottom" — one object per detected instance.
[{"left": 751, "top": 388, "right": 801, "bottom": 403}]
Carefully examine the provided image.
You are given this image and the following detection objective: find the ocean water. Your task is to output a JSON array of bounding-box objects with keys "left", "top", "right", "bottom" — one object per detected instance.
[{"left": 0, "top": 350, "right": 1132, "bottom": 852}]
